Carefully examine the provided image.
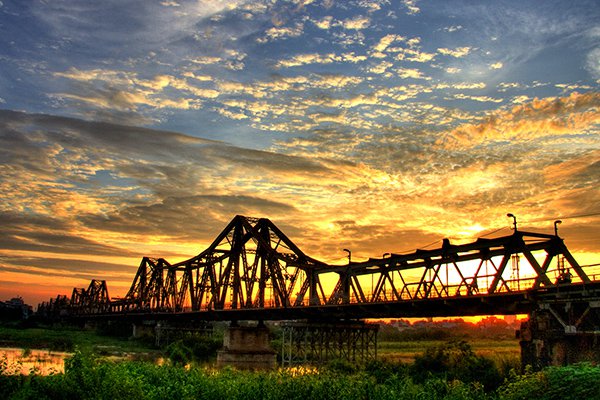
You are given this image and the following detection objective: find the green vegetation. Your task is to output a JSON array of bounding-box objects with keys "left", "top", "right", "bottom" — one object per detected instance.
[
  {"left": 1, "top": 349, "right": 599, "bottom": 400},
  {"left": 1, "top": 320, "right": 595, "bottom": 399},
  {"left": 0, "top": 339, "right": 597, "bottom": 400},
  {"left": 411, "top": 340, "right": 502, "bottom": 390},
  {"left": 164, "top": 337, "right": 222, "bottom": 365},
  {"left": 0, "top": 324, "right": 158, "bottom": 354},
  {"left": 499, "top": 363, "right": 600, "bottom": 400}
]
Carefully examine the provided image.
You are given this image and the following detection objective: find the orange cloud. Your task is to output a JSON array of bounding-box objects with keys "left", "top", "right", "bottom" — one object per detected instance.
[{"left": 441, "top": 91, "right": 600, "bottom": 148}]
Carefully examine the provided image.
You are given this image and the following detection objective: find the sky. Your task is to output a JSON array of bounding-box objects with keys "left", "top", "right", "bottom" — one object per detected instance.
[{"left": 0, "top": 0, "right": 599, "bottom": 306}]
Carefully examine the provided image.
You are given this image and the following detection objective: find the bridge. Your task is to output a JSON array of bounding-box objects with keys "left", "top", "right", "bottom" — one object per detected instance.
[{"left": 38, "top": 215, "right": 600, "bottom": 369}]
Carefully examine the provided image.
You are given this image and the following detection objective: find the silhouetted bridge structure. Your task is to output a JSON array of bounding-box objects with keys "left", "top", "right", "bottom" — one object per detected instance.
[{"left": 38, "top": 215, "right": 600, "bottom": 369}]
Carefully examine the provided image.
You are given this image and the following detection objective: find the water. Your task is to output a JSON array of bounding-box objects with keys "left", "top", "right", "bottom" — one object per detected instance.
[{"left": 0, "top": 347, "right": 71, "bottom": 375}]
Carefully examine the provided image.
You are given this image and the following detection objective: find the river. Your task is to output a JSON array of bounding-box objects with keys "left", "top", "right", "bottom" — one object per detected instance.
[{"left": 0, "top": 347, "right": 71, "bottom": 375}]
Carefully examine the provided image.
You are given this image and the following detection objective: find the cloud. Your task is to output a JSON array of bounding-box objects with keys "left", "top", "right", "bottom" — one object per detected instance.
[
  {"left": 31, "top": 1, "right": 249, "bottom": 56},
  {"left": 340, "top": 16, "right": 370, "bottom": 30},
  {"left": 452, "top": 93, "right": 503, "bottom": 103},
  {"left": 586, "top": 48, "right": 600, "bottom": 79},
  {"left": 368, "top": 61, "right": 393, "bottom": 75},
  {"left": 52, "top": 68, "right": 230, "bottom": 122},
  {"left": 80, "top": 195, "right": 297, "bottom": 241},
  {"left": 275, "top": 53, "right": 342, "bottom": 68},
  {"left": 402, "top": 0, "right": 420, "bottom": 15},
  {"left": 404, "top": 49, "right": 436, "bottom": 63},
  {"left": 440, "top": 91, "right": 600, "bottom": 148},
  {"left": 373, "top": 34, "right": 404, "bottom": 53},
  {"left": 438, "top": 47, "right": 473, "bottom": 58},
  {"left": 0, "top": 108, "right": 352, "bottom": 219},
  {"left": 395, "top": 67, "right": 430, "bottom": 80},
  {"left": 0, "top": 256, "right": 134, "bottom": 281},
  {"left": 313, "top": 16, "right": 333, "bottom": 29},
  {"left": 257, "top": 22, "right": 304, "bottom": 43},
  {"left": 443, "top": 25, "right": 462, "bottom": 33},
  {"left": 0, "top": 211, "right": 135, "bottom": 257}
]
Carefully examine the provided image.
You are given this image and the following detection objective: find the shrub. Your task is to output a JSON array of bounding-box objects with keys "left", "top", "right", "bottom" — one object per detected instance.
[
  {"left": 365, "top": 359, "right": 409, "bottom": 384},
  {"left": 411, "top": 340, "right": 502, "bottom": 390},
  {"left": 165, "top": 341, "right": 194, "bottom": 365},
  {"left": 499, "top": 363, "right": 600, "bottom": 400}
]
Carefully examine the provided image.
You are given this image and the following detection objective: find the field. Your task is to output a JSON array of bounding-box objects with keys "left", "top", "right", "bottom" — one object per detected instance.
[
  {"left": 0, "top": 324, "right": 161, "bottom": 362},
  {"left": 378, "top": 338, "right": 520, "bottom": 365},
  {"left": 1, "top": 323, "right": 521, "bottom": 367}
]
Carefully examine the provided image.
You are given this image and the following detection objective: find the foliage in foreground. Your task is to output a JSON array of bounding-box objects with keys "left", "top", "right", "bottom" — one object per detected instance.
[
  {"left": 0, "top": 350, "right": 490, "bottom": 400},
  {"left": 499, "top": 363, "right": 600, "bottom": 400},
  {"left": 2, "top": 350, "right": 600, "bottom": 400}
]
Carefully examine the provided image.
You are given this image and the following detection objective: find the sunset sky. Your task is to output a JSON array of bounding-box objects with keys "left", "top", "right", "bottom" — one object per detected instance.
[{"left": 1, "top": 0, "right": 599, "bottom": 306}]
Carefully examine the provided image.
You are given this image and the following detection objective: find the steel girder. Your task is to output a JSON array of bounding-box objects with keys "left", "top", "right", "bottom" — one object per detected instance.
[{"left": 45, "top": 215, "right": 596, "bottom": 317}]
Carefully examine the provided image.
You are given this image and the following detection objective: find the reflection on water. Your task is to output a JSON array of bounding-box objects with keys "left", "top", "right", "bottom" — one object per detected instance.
[{"left": 0, "top": 347, "right": 71, "bottom": 375}]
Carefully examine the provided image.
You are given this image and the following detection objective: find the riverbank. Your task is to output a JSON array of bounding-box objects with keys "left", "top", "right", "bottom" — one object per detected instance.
[{"left": 0, "top": 324, "right": 159, "bottom": 355}]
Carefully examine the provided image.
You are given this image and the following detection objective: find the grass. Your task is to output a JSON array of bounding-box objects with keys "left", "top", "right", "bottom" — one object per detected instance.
[
  {"left": 378, "top": 338, "right": 521, "bottom": 370},
  {"left": 0, "top": 325, "right": 157, "bottom": 355}
]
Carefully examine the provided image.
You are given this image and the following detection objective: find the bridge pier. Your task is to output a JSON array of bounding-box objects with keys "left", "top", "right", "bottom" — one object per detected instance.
[
  {"left": 132, "top": 321, "right": 156, "bottom": 339},
  {"left": 155, "top": 321, "right": 213, "bottom": 347},
  {"left": 281, "top": 321, "right": 378, "bottom": 366},
  {"left": 520, "top": 297, "right": 600, "bottom": 370},
  {"left": 216, "top": 322, "right": 277, "bottom": 370}
]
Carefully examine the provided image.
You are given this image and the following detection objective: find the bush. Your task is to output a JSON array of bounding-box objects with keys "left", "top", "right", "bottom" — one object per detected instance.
[
  {"left": 324, "top": 358, "right": 358, "bottom": 374},
  {"left": 411, "top": 340, "right": 502, "bottom": 390},
  {"left": 165, "top": 337, "right": 222, "bottom": 365},
  {"left": 365, "top": 359, "right": 409, "bottom": 383},
  {"left": 165, "top": 341, "right": 194, "bottom": 366},
  {"left": 499, "top": 363, "right": 600, "bottom": 400}
]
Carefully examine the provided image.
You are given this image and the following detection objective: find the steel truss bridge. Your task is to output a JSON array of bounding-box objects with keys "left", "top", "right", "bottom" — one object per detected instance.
[
  {"left": 37, "top": 215, "right": 600, "bottom": 368},
  {"left": 38, "top": 214, "right": 599, "bottom": 321}
]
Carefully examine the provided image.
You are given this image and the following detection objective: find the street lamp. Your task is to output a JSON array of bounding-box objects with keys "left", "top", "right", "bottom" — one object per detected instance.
[
  {"left": 343, "top": 248, "right": 351, "bottom": 264},
  {"left": 554, "top": 220, "right": 562, "bottom": 236},
  {"left": 507, "top": 213, "right": 517, "bottom": 231}
]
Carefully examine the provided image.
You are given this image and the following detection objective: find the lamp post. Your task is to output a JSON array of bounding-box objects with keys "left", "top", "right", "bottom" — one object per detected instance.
[
  {"left": 554, "top": 220, "right": 562, "bottom": 236},
  {"left": 507, "top": 213, "right": 517, "bottom": 231},
  {"left": 343, "top": 248, "right": 351, "bottom": 264}
]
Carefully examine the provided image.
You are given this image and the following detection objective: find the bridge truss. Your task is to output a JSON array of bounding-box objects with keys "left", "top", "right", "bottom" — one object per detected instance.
[{"left": 39, "top": 215, "right": 596, "bottom": 319}]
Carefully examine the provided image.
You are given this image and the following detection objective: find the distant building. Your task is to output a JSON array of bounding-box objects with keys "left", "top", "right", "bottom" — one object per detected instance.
[{"left": 0, "top": 296, "right": 33, "bottom": 320}]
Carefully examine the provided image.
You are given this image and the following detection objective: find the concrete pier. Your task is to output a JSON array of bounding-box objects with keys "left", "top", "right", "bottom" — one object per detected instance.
[
  {"left": 216, "top": 324, "right": 276, "bottom": 370},
  {"left": 520, "top": 298, "right": 600, "bottom": 369}
]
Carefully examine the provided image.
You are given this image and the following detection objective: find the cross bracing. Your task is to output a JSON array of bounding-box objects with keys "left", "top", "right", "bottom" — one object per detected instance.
[{"left": 38, "top": 215, "right": 598, "bottom": 320}]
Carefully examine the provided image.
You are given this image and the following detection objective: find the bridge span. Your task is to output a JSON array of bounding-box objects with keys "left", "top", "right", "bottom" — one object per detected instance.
[{"left": 38, "top": 215, "right": 600, "bottom": 369}]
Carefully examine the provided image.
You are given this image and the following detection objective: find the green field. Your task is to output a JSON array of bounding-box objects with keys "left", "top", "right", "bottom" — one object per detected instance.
[
  {"left": 0, "top": 324, "right": 521, "bottom": 367},
  {"left": 378, "top": 338, "right": 520, "bottom": 364},
  {"left": 0, "top": 325, "right": 159, "bottom": 358}
]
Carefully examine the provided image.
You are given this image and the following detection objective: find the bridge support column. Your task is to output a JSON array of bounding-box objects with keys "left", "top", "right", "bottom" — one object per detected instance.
[
  {"left": 131, "top": 321, "right": 156, "bottom": 339},
  {"left": 281, "top": 321, "right": 378, "bottom": 367},
  {"left": 155, "top": 321, "right": 213, "bottom": 347},
  {"left": 216, "top": 323, "right": 276, "bottom": 370},
  {"left": 520, "top": 298, "right": 600, "bottom": 370}
]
